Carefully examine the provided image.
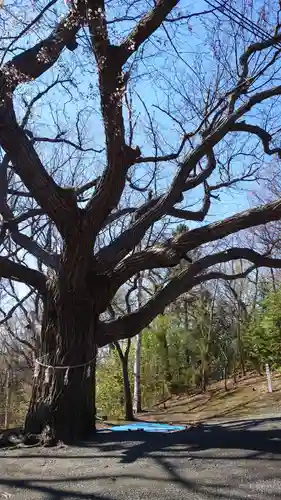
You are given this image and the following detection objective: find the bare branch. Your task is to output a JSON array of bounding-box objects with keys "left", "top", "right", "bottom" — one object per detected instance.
[
  {"left": 168, "top": 186, "right": 211, "bottom": 222},
  {"left": 230, "top": 121, "right": 281, "bottom": 157},
  {"left": 29, "top": 133, "right": 104, "bottom": 154},
  {"left": 84, "top": 0, "right": 140, "bottom": 232},
  {"left": 98, "top": 248, "right": 281, "bottom": 345},
  {"left": 0, "top": 160, "right": 59, "bottom": 269},
  {"left": 95, "top": 149, "right": 216, "bottom": 268},
  {"left": 0, "top": 289, "right": 34, "bottom": 326},
  {"left": 0, "top": 256, "right": 47, "bottom": 293},
  {"left": 0, "top": 123, "right": 79, "bottom": 237},
  {"left": 0, "top": 0, "right": 59, "bottom": 68},
  {"left": 21, "top": 78, "right": 73, "bottom": 129},
  {"left": 119, "top": 0, "right": 179, "bottom": 64},
  {"left": 9, "top": 231, "right": 59, "bottom": 269},
  {"left": 1, "top": 9, "right": 82, "bottom": 89},
  {"left": 135, "top": 133, "right": 189, "bottom": 164},
  {"left": 113, "top": 199, "right": 281, "bottom": 283}
]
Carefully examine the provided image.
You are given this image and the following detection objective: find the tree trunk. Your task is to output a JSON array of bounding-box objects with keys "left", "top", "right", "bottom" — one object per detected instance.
[
  {"left": 201, "top": 365, "right": 207, "bottom": 392},
  {"left": 224, "top": 364, "right": 228, "bottom": 391},
  {"left": 162, "top": 332, "right": 172, "bottom": 387},
  {"left": 24, "top": 278, "right": 98, "bottom": 444},
  {"left": 133, "top": 271, "right": 143, "bottom": 414},
  {"left": 120, "top": 357, "right": 134, "bottom": 421},
  {"left": 114, "top": 341, "right": 134, "bottom": 421},
  {"left": 237, "top": 312, "right": 246, "bottom": 377},
  {"left": 233, "top": 366, "right": 237, "bottom": 384}
]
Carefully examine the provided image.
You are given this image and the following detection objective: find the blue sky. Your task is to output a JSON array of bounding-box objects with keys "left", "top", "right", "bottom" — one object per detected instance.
[
  {"left": 2, "top": 0, "right": 280, "bottom": 310},
  {"left": 10, "top": 0, "right": 279, "bottom": 221},
  {"left": 12, "top": 0, "right": 272, "bottom": 223}
]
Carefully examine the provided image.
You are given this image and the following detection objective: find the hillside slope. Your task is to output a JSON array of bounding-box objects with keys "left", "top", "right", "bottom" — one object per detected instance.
[{"left": 140, "top": 372, "right": 281, "bottom": 424}]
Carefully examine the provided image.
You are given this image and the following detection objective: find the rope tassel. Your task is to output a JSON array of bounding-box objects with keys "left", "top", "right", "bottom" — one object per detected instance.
[
  {"left": 44, "top": 366, "right": 52, "bottom": 385},
  {"left": 64, "top": 367, "right": 70, "bottom": 386},
  {"left": 34, "top": 361, "right": 40, "bottom": 379}
]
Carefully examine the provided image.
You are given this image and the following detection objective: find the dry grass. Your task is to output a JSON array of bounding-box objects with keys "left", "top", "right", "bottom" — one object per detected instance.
[
  {"left": 139, "top": 372, "right": 281, "bottom": 424},
  {"left": 3, "top": 372, "right": 281, "bottom": 432}
]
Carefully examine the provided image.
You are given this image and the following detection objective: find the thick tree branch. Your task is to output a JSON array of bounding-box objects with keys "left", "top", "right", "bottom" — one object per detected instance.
[
  {"left": 10, "top": 231, "right": 59, "bottom": 269},
  {"left": 230, "top": 121, "right": 281, "bottom": 157},
  {"left": 169, "top": 186, "right": 211, "bottom": 222},
  {"left": 172, "top": 199, "right": 281, "bottom": 253},
  {"left": 93, "top": 67, "right": 281, "bottom": 264},
  {"left": 0, "top": 0, "right": 58, "bottom": 67},
  {"left": 12, "top": 209, "right": 43, "bottom": 224},
  {"left": 119, "top": 0, "right": 179, "bottom": 64},
  {"left": 0, "top": 8, "right": 85, "bottom": 237},
  {"left": 95, "top": 149, "right": 216, "bottom": 268},
  {"left": 97, "top": 248, "right": 281, "bottom": 345},
  {"left": 114, "top": 199, "right": 281, "bottom": 283},
  {"left": 0, "top": 157, "right": 59, "bottom": 268},
  {"left": 102, "top": 208, "right": 135, "bottom": 228},
  {"left": 84, "top": 1, "right": 183, "bottom": 233},
  {"left": 0, "top": 257, "right": 47, "bottom": 293},
  {"left": 0, "top": 124, "right": 80, "bottom": 237},
  {"left": 84, "top": 0, "right": 140, "bottom": 233},
  {"left": 2, "top": 9, "right": 82, "bottom": 89}
]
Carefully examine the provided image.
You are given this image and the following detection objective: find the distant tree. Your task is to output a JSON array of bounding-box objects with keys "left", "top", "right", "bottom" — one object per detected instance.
[{"left": 245, "top": 286, "right": 281, "bottom": 370}]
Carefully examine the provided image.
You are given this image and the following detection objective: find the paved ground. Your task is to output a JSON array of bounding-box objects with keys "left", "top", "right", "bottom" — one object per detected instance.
[{"left": 1, "top": 417, "right": 281, "bottom": 499}]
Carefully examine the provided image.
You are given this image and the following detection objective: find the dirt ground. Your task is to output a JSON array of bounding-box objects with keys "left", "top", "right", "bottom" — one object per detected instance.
[
  {"left": 1, "top": 417, "right": 281, "bottom": 499},
  {"left": 140, "top": 372, "right": 281, "bottom": 424}
]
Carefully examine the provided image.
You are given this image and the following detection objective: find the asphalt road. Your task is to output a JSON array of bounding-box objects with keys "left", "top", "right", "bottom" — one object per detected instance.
[{"left": 0, "top": 417, "right": 281, "bottom": 500}]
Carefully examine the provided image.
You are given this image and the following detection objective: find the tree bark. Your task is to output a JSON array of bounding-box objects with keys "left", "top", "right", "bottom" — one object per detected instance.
[
  {"left": 24, "top": 278, "right": 98, "bottom": 443},
  {"left": 224, "top": 364, "right": 228, "bottom": 391},
  {"left": 233, "top": 366, "right": 237, "bottom": 384},
  {"left": 161, "top": 332, "right": 172, "bottom": 388},
  {"left": 120, "top": 356, "right": 134, "bottom": 421},
  {"left": 114, "top": 341, "right": 134, "bottom": 421},
  {"left": 237, "top": 320, "right": 246, "bottom": 376},
  {"left": 201, "top": 367, "right": 207, "bottom": 392}
]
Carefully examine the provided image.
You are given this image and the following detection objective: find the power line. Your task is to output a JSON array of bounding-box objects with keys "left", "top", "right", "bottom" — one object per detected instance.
[
  {"left": 205, "top": 0, "right": 266, "bottom": 39},
  {"left": 209, "top": 0, "right": 274, "bottom": 40},
  {"left": 205, "top": 0, "right": 281, "bottom": 49}
]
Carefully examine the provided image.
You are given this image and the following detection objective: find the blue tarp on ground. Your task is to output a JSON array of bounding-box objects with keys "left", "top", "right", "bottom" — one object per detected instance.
[{"left": 108, "top": 422, "right": 186, "bottom": 433}]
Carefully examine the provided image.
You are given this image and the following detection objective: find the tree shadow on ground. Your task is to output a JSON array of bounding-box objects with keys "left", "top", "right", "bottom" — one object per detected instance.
[
  {"left": 92, "top": 416, "right": 281, "bottom": 464},
  {"left": 1, "top": 418, "right": 281, "bottom": 499}
]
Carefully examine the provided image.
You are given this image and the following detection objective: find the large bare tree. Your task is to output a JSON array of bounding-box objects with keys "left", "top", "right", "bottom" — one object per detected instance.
[{"left": 2, "top": 0, "right": 281, "bottom": 442}]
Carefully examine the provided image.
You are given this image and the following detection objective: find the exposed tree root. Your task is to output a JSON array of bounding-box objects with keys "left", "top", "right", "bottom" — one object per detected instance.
[{"left": 0, "top": 425, "right": 68, "bottom": 449}]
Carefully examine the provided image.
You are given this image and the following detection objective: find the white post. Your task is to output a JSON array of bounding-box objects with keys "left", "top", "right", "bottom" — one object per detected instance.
[
  {"left": 133, "top": 332, "right": 141, "bottom": 413},
  {"left": 133, "top": 271, "right": 143, "bottom": 414},
  {"left": 265, "top": 363, "right": 272, "bottom": 393}
]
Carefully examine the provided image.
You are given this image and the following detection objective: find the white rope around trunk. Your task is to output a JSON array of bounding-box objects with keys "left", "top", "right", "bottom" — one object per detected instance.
[{"left": 33, "top": 352, "right": 98, "bottom": 386}]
